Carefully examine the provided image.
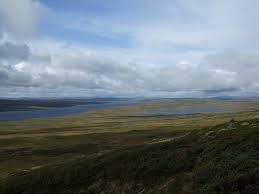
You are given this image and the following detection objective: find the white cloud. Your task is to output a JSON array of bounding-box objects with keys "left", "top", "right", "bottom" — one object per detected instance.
[
  {"left": 1, "top": 39, "right": 259, "bottom": 97},
  {"left": 0, "top": 0, "right": 47, "bottom": 38},
  {"left": 0, "top": 41, "right": 30, "bottom": 61}
]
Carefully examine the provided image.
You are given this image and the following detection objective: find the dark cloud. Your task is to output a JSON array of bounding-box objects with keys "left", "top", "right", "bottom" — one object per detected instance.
[
  {"left": 0, "top": 70, "right": 8, "bottom": 80},
  {"left": 0, "top": 66, "right": 33, "bottom": 87},
  {"left": 0, "top": 41, "right": 30, "bottom": 61},
  {"left": 202, "top": 87, "right": 241, "bottom": 94}
]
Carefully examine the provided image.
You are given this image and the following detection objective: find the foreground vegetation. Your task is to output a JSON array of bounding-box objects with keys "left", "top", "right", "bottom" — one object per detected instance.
[{"left": 1, "top": 118, "right": 259, "bottom": 193}]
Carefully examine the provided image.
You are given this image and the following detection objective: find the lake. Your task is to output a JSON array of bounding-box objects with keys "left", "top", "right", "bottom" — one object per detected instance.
[
  {"left": 0, "top": 99, "right": 138, "bottom": 121},
  {"left": 0, "top": 99, "right": 227, "bottom": 121}
]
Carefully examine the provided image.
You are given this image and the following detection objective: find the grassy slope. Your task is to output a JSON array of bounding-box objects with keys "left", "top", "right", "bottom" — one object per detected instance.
[
  {"left": 1, "top": 118, "right": 259, "bottom": 194},
  {"left": 1, "top": 99, "right": 259, "bottom": 193},
  {"left": 0, "top": 129, "right": 185, "bottom": 179}
]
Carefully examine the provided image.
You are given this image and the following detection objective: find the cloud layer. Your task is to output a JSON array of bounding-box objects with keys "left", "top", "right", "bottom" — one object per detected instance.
[
  {"left": 1, "top": 0, "right": 259, "bottom": 97},
  {"left": 2, "top": 42, "right": 259, "bottom": 97}
]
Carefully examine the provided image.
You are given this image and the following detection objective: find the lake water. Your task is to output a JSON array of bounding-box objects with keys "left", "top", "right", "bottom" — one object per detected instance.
[
  {"left": 0, "top": 99, "right": 227, "bottom": 121},
  {"left": 0, "top": 99, "right": 138, "bottom": 121}
]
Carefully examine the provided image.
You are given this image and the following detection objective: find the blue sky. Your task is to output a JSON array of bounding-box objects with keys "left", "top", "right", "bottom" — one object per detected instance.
[
  {"left": 0, "top": 0, "right": 259, "bottom": 97},
  {"left": 39, "top": 0, "right": 134, "bottom": 48},
  {"left": 37, "top": 0, "right": 259, "bottom": 64}
]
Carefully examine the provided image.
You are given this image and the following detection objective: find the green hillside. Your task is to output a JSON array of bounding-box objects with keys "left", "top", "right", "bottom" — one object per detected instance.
[{"left": 1, "top": 118, "right": 259, "bottom": 194}]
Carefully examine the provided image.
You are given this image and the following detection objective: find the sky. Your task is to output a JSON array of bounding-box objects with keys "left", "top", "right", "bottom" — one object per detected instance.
[{"left": 0, "top": 0, "right": 259, "bottom": 98}]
